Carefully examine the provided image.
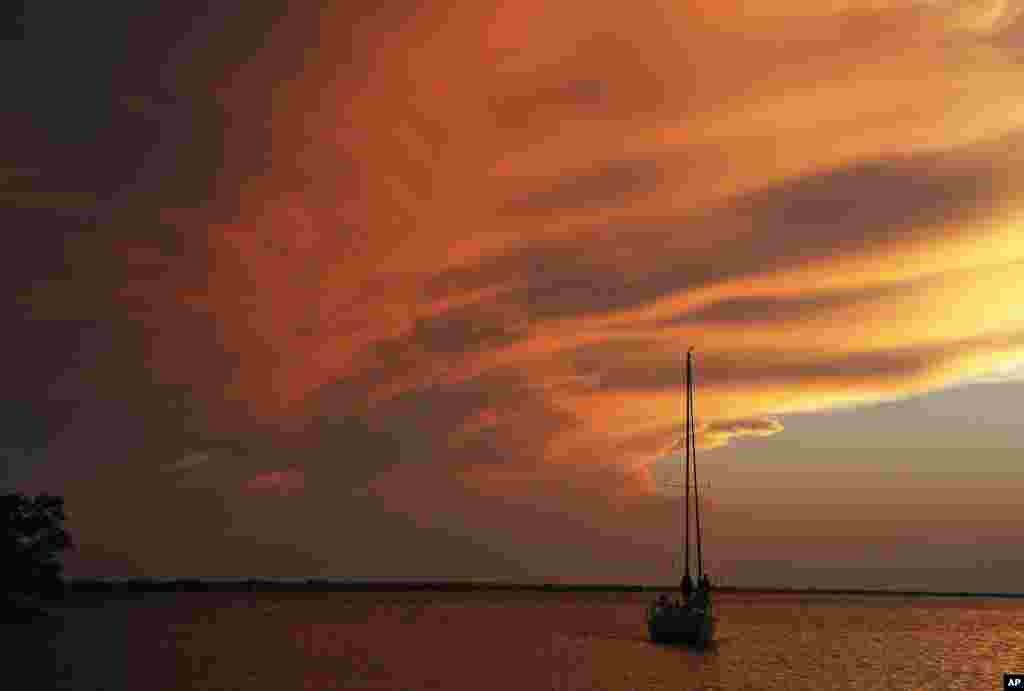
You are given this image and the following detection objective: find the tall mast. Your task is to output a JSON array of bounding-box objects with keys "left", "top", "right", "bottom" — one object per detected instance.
[
  {"left": 682, "top": 348, "right": 691, "bottom": 587},
  {"left": 690, "top": 348, "right": 703, "bottom": 578}
]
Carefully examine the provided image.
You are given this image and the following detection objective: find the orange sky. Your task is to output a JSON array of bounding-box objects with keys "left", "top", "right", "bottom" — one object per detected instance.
[
  {"left": 183, "top": 0, "right": 1024, "bottom": 481},
  {"left": 6, "top": 0, "right": 1024, "bottom": 589}
]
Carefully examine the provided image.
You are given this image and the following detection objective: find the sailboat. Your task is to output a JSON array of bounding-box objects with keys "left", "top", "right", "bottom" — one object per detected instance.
[{"left": 647, "top": 347, "right": 715, "bottom": 646}]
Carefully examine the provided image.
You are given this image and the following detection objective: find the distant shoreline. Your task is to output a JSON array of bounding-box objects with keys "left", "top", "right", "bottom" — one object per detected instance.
[{"left": 59, "top": 580, "right": 1024, "bottom": 598}]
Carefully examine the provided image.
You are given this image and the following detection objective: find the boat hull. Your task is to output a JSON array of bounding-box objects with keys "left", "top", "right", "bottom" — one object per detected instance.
[{"left": 647, "top": 604, "right": 715, "bottom": 646}]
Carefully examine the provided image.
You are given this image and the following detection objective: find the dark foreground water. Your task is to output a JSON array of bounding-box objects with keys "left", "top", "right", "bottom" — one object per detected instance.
[{"left": 7, "top": 591, "right": 1024, "bottom": 690}]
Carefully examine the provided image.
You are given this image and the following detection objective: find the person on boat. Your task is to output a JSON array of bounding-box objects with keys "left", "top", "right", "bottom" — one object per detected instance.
[
  {"left": 680, "top": 573, "right": 693, "bottom": 601},
  {"left": 691, "top": 574, "right": 711, "bottom": 611}
]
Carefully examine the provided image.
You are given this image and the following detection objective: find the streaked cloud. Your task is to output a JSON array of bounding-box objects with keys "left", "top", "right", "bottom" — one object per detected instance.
[
  {"left": 703, "top": 418, "right": 786, "bottom": 449},
  {"left": 929, "top": 0, "right": 1024, "bottom": 34},
  {"left": 245, "top": 469, "right": 305, "bottom": 496},
  {"left": 9, "top": 0, "right": 1024, "bottom": 584},
  {"left": 161, "top": 450, "right": 212, "bottom": 473},
  {"left": 137, "top": 0, "right": 1024, "bottom": 491}
]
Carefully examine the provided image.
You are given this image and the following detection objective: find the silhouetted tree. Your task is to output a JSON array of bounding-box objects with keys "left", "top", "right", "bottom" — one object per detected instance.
[{"left": 2, "top": 492, "right": 72, "bottom": 606}]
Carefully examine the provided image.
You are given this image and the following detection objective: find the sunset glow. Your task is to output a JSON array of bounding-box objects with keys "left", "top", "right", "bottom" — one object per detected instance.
[{"left": 6, "top": 0, "right": 1024, "bottom": 589}]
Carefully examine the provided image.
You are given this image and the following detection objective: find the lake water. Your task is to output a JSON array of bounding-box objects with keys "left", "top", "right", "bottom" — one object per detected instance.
[{"left": 10, "top": 591, "right": 1024, "bottom": 690}]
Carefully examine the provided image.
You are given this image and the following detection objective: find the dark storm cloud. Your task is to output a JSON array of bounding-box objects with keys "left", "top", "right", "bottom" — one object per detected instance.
[
  {"left": 432, "top": 132, "right": 1024, "bottom": 324},
  {"left": 1, "top": 1, "right": 294, "bottom": 461},
  {"left": 405, "top": 303, "right": 530, "bottom": 356},
  {"left": 9, "top": 0, "right": 1024, "bottom": 588},
  {"left": 564, "top": 342, "right": 935, "bottom": 392},
  {"left": 308, "top": 361, "right": 580, "bottom": 483},
  {"left": 658, "top": 275, "right": 934, "bottom": 326},
  {"left": 490, "top": 79, "right": 609, "bottom": 131},
  {"left": 500, "top": 159, "right": 662, "bottom": 215},
  {"left": 565, "top": 328, "right": 1024, "bottom": 398}
]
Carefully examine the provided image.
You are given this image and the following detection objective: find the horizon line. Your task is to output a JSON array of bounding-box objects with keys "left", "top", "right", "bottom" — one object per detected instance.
[{"left": 62, "top": 578, "right": 1024, "bottom": 598}]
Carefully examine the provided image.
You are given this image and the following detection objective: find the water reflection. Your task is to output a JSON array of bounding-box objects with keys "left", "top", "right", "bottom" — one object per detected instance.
[{"left": 5, "top": 591, "right": 1023, "bottom": 690}]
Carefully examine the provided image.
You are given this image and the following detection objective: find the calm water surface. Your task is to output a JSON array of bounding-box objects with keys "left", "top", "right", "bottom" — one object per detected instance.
[{"left": 11, "top": 591, "right": 1024, "bottom": 690}]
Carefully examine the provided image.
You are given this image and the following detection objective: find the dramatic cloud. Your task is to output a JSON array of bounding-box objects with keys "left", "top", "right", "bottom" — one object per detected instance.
[
  {"left": 246, "top": 469, "right": 305, "bottom": 496},
  {"left": 7, "top": 0, "right": 1024, "bottom": 584},
  {"left": 702, "top": 418, "right": 786, "bottom": 450},
  {"left": 161, "top": 451, "right": 212, "bottom": 473}
]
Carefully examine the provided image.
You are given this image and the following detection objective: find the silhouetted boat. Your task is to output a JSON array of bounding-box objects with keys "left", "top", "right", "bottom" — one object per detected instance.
[{"left": 647, "top": 347, "right": 715, "bottom": 646}]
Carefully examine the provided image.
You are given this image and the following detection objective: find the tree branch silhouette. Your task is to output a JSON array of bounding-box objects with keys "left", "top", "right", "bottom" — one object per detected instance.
[{"left": 2, "top": 492, "right": 72, "bottom": 608}]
